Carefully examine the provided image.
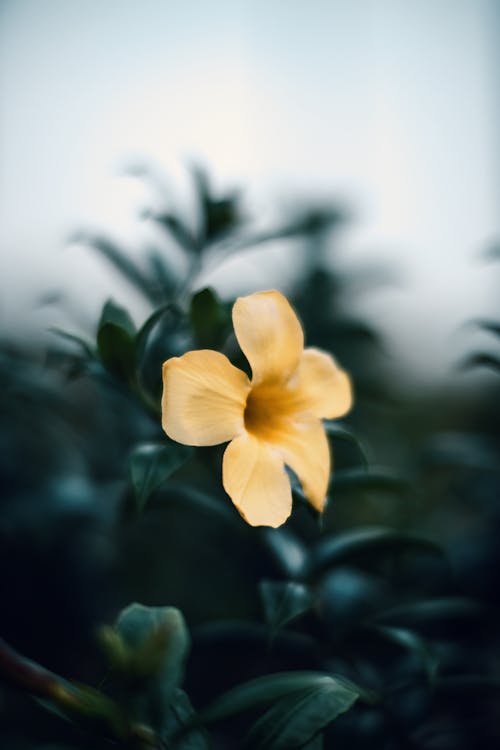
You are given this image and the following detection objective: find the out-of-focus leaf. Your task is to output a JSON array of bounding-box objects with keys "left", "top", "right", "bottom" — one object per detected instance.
[
  {"left": 481, "top": 243, "right": 500, "bottom": 262},
  {"left": 72, "top": 231, "right": 160, "bottom": 303},
  {"left": 99, "top": 298, "right": 136, "bottom": 336},
  {"left": 370, "top": 597, "right": 483, "bottom": 629},
  {"left": 421, "top": 432, "right": 499, "bottom": 472},
  {"left": 200, "top": 672, "right": 367, "bottom": 725},
  {"left": 330, "top": 467, "right": 410, "bottom": 494},
  {"left": 189, "top": 288, "right": 230, "bottom": 349},
  {"left": 459, "top": 353, "right": 500, "bottom": 372},
  {"left": 161, "top": 482, "right": 241, "bottom": 526},
  {"left": 49, "top": 328, "right": 95, "bottom": 359},
  {"left": 135, "top": 302, "right": 182, "bottom": 363},
  {"left": 259, "top": 581, "right": 313, "bottom": 635},
  {"left": 129, "top": 442, "right": 193, "bottom": 512},
  {"left": 145, "top": 210, "right": 198, "bottom": 254},
  {"left": 329, "top": 319, "right": 381, "bottom": 347},
  {"left": 259, "top": 528, "right": 307, "bottom": 578},
  {"left": 115, "top": 603, "right": 190, "bottom": 727},
  {"left": 242, "top": 677, "right": 359, "bottom": 750},
  {"left": 97, "top": 299, "right": 136, "bottom": 382},
  {"left": 365, "top": 625, "right": 439, "bottom": 683},
  {"left": 146, "top": 249, "right": 178, "bottom": 299},
  {"left": 162, "top": 688, "right": 211, "bottom": 750},
  {"left": 305, "top": 527, "right": 443, "bottom": 579},
  {"left": 474, "top": 319, "right": 500, "bottom": 338},
  {"left": 221, "top": 205, "right": 345, "bottom": 257},
  {"left": 192, "top": 166, "right": 241, "bottom": 244},
  {"left": 37, "top": 683, "right": 128, "bottom": 741},
  {"left": 324, "top": 422, "right": 370, "bottom": 467}
]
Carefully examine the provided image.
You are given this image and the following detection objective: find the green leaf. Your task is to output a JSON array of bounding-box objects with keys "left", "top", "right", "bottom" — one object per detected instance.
[
  {"left": 259, "top": 581, "right": 313, "bottom": 635},
  {"left": 474, "top": 318, "right": 500, "bottom": 338},
  {"left": 191, "top": 166, "right": 240, "bottom": 244},
  {"left": 147, "top": 211, "right": 198, "bottom": 254},
  {"left": 115, "top": 603, "right": 190, "bottom": 728},
  {"left": 370, "top": 597, "right": 483, "bottom": 629},
  {"left": 134, "top": 302, "right": 182, "bottom": 363},
  {"left": 242, "top": 677, "right": 359, "bottom": 750},
  {"left": 365, "top": 625, "right": 439, "bottom": 683},
  {"left": 99, "top": 298, "right": 136, "bottom": 336},
  {"left": 330, "top": 467, "right": 410, "bottom": 494},
  {"left": 200, "top": 672, "right": 366, "bottom": 725},
  {"left": 129, "top": 442, "right": 193, "bottom": 511},
  {"left": 460, "top": 353, "right": 500, "bottom": 373},
  {"left": 323, "top": 422, "right": 370, "bottom": 467},
  {"left": 38, "top": 683, "right": 128, "bottom": 741},
  {"left": 189, "top": 288, "right": 230, "bottom": 349},
  {"left": 49, "top": 327, "right": 95, "bottom": 358},
  {"left": 73, "top": 231, "right": 161, "bottom": 304},
  {"left": 162, "top": 688, "right": 211, "bottom": 749},
  {"left": 305, "top": 527, "right": 443, "bottom": 579},
  {"left": 97, "top": 299, "right": 137, "bottom": 382},
  {"left": 258, "top": 528, "right": 307, "bottom": 578},
  {"left": 146, "top": 249, "right": 179, "bottom": 299}
]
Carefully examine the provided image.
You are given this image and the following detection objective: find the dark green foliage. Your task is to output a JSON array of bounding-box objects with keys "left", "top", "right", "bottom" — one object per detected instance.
[
  {"left": 97, "top": 299, "right": 137, "bottom": 383},
  {"left": 305, "top": 527, "right": 443, "bottom": 580},
  {"left": 199, "top": 672, "right": 364, "bottom": 724},
  {"left": 189, "top": 288, "right": 231, "bottom": 349},
  {"left": 110, "top": 603, "right": 190, "bottom": 730},
  {"left": 259, "top": 581, "right": 314, "bottom": 635},
  {"left": 241, "top": 679, "right": 358, "bottom": 750},
  {"left": 1, "top": 164, "right": 498, "bottom": 750},
  {"left": 129, "top": 442, "right": 193, "bottom": 511}
]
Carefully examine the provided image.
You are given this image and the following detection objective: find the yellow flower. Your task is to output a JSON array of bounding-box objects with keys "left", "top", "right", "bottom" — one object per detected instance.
[{"left": 161, "top": 290, "right": 353, "bottom": 528}]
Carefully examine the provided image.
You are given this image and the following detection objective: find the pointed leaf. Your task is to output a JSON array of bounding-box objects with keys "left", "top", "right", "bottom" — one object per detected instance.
[
  {"left": 189, "top": 288, "right": 230, "bottom": 349},
  {"left": 330, "top": 467, "right": 409, "bottom": 494},
  {"left": 370, "top": 597, "right": 483, "bottom": 629},
  {"left": 460, "top": 353, "right": 500, "bottom": 372},
  {"left": 73, "top": 231, "right": 159, "bottom": 303},
  {"left": 146, "top": 211, "right": 198, "bottom": 254},
  {"left": 162, "top": 688, "right": 211, "bottom": 749},
  {"left": 129, "top": 442, "right": 193, "bottom": 511},
  {"left": 259, "top": 581, "right": 313, "bottom": 635},
  {"left": 97, "top": 299, "right": 137, "bottom": 381},
  {"left": 306, "top": 527, "right": 443, "bottom": 579},
  {"left": 366, "top": 625, "right": 439, "bottom": 683},
  {"left": 323, "top": 422, "right": 370, "bottom": 467},
  {"left": 201, "top": 672, "right": 365, "bottom": 725},
  {"left": 49, "top": 327, "right": 95, "bottom": 358},
  {"left": 243, "top": 678, "right": 359, "bottom": 750},
  {"left": 134, "top": 302, "right": 183, "bottom": 364}
]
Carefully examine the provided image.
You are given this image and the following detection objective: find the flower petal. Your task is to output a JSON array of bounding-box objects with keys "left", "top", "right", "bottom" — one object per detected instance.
[
  {"left": 223, "top": 432, "right": 292, "bottom": 527},
  {"left": 273, "top": 417, "right": 330, "bottom": 512},
  {"left": 162, "top": 350, "right": 250, "bottom": 446},
  {"left": 232, "top": 290, "right": 304, "bottom": 385},
  {"left": 293, "top": 348, "right": 353, "bottom": 419}
]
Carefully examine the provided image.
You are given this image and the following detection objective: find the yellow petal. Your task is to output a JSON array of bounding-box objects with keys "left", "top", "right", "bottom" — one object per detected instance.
[
  {"left": 222, "top": 432, "right": 292, "bottom": 527},
  {"left": 273, "top": 417, "right": 330, "bottom": 512},
  {"left": 232, "top": 290, "right": 304, "bottom": 385},
  {"left": 162, "top": 350, "right": 250, "bottom": 446},
  {"left": 293, "top": 347, "right": 353, "bottom": 419}
]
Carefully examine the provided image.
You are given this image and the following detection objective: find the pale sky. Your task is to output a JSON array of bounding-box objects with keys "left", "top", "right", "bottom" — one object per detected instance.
[{"left": 1, "top": 0, "right": 499, "bottom": 384}]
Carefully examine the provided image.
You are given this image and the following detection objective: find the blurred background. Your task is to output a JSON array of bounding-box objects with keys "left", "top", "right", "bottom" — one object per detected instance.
[
  {"left": 1, "top": 1, "right": 500, "bottom": 748},
  {"left": 2, "top": 0, "right": 500, "bottom": 385}
]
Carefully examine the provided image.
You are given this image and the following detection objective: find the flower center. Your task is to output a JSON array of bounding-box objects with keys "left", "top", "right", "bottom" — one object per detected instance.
[{"left": 244, "top": 383, "right": 296, "bottom": 440}]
